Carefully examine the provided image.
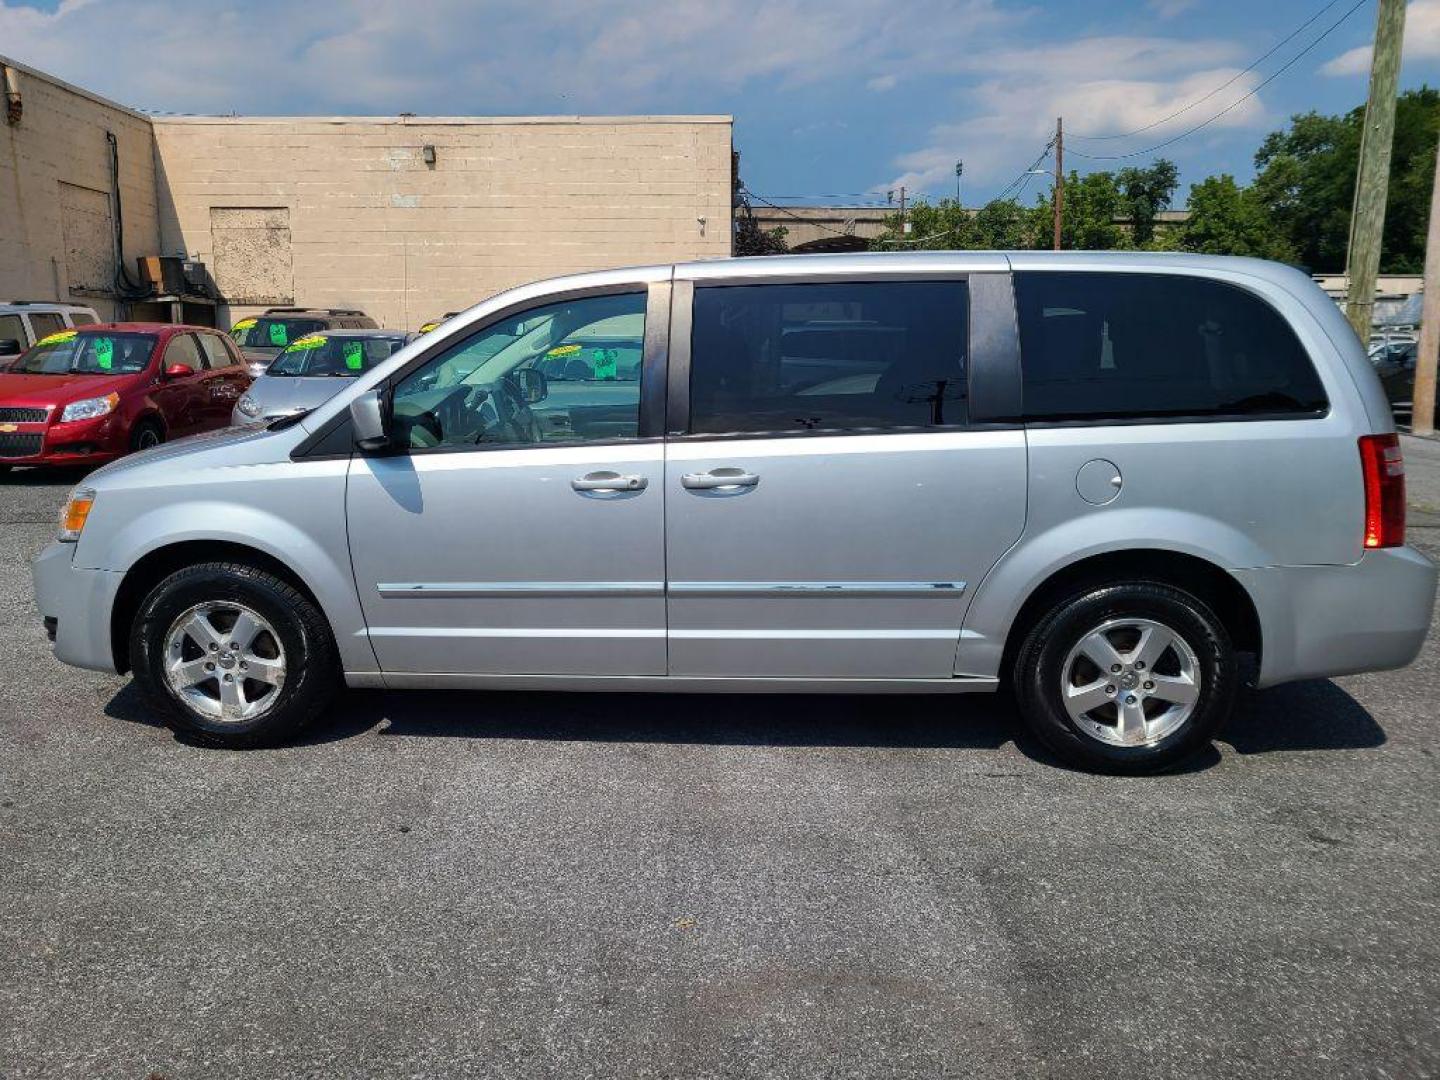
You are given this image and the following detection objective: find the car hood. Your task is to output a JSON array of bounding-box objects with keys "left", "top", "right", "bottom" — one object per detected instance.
[
  {"left": 247, "top": 375, "right": 356, "bottom": 415},
  {"left": 85, "top": 421, "right": 288, "bottom": 486},
  {"left": 0, "top": 371, "right": 138, "bottom": 406}
]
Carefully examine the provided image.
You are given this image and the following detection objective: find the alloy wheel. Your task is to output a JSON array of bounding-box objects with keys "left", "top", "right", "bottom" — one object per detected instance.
[
  {"left": 162, "top": 601, "right": 286, "bottom": 722},
  {"left": 1059, "top": 617, "right": 1201, "bottom": 748}
]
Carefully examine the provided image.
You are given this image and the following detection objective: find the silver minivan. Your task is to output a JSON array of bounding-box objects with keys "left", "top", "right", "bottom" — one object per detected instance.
[{"left": 32, "top": 253, "right": 1436, "bottom": 773}]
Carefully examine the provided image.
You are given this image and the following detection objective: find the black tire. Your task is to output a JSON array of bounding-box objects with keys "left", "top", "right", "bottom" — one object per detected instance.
[
  {"left": 130, "top": 561, "right": 339, "bottom": 748},
  {"left": 1012, "top": 582, "right": 1237, "bottom": 775},
  {"left": 129, "top": 418, "right": 164, "bottom": 453}
]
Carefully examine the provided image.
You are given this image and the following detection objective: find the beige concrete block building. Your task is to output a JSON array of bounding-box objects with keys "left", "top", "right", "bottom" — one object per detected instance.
[{"left": 1, "top": 55, "right": 733, "bottom": 330}]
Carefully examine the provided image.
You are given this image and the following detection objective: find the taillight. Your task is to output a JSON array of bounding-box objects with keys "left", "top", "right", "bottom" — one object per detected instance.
[{"left": 1359, "top": 434, "right": 1405, "bottom": 549}]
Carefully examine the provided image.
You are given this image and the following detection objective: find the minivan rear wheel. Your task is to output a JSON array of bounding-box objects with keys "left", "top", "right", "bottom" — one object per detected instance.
[
  {"left": 130, "top": 562, "right": 338, "bottom": 748},
  {"left": 1012, "top": 582, "right": 1237, "bottom": 774}
]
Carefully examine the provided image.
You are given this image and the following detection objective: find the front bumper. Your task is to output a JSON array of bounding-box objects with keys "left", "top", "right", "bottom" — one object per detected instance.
[
  {"left": 0, "top": 413, "right": 124, "bottom": 467},
  {"left": 1235, "top": 545, "right": 1437, "bottom": 688},
  {"left": 32, "top": 540, "right": 126, "bottom": 673}
]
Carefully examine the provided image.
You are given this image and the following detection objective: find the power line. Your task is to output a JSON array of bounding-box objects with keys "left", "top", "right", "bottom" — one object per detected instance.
[
  {"left": 1068, "top": 0, "right": 1349, "bottom": 141},
  {"left": 740, "top": 188, "right": 877, "bottom": 238},
  {"left": 1068, "top": 0, "right": 1370, "bottom": 161},
  {"left": 746, "top": 192, "right": 891, "bottom": 203}
]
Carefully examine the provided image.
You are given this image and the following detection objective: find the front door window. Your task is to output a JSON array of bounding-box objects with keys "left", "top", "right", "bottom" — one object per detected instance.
[{"left": 390, "top": 292, "right": 647, "bottom": 450}]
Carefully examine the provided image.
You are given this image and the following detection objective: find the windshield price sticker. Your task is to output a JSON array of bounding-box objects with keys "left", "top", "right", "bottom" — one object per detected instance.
[
  {"left": 546, "top": 344, "right": 582, "bottom": 358},
  {"left": 287, "top": 334, "right": 326, "bottom": 351},
  {"left": 94, "top": 337, "right": 114, "bottom": 370},
  {"left": 268, "top": 323, "right": 289, "bottom": 346},
  {"left": 38, "top": 330, "right": 77, "bottom": 347},
  {"left": 342, "top": 341, "right": 365, "bottom": 370},
  {"left": 231, "top": 318, "right": 257, "bottom": 331}
]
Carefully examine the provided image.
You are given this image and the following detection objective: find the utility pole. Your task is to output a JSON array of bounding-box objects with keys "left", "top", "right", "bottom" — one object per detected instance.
[
  {"left": 1344, "top": 0, "right": 1408, "bottom": 341},
  {"left": 955, "top": 161, "right": 963, "bottom": 206},
  {"left": 1410, "top": 134, "right": 1440, "bottom": 435},
  {"left": 899, "top": 185, "right": 909, "bottom": 235},
  {"left": 1053, "top": 117, "right": 1064, "bottom": 251}
]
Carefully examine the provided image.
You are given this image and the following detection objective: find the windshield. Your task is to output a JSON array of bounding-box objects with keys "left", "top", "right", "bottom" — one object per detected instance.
[
  {"left": 12, "top": 331, "right": 156, "bottom": 375},
  {"left": 230, "top": 318, "right": 325, "bottom": 350},
  {"left": 267, "top": 334, "right": 408, "bottom": 377},
  {"left": 434, "top": 300, "right": 645, "bottom": 390}
]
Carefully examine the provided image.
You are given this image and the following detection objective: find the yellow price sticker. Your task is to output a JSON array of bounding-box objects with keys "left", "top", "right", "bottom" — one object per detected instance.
[
  {"left": 38, "top": 330, "right": 77, "bottom": 346},
  {"left": 231, "top": 318, "right": 257, "bottom": 331},
  {"left": 286, "top": 334, "right": 327, "bottom": 351},
  {"left": 547, "top": 343, "right": 582, "bottom": 358}
]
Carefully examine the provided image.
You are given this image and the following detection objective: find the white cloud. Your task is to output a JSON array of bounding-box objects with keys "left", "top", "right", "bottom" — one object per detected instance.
[
  {"left": 867, "top": 74, "right": 899, "bottom": 92},
  {"left": 887, "top": 38, "right": 1267, "bottom": 195},
  {"left": 0, "top": 0, "right": 1015, "bottom": 113},
  {"left": 1322, "top": 0, "right": 1440, "bottom": 75},
  {"left": 1147, "top": 0, "right": 1197, "bottom": 17}
]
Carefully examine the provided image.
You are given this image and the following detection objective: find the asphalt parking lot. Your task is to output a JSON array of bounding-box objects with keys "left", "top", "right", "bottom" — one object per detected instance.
[{"left": 2, "top": 449, "right": 1439, "bottom": 1080}]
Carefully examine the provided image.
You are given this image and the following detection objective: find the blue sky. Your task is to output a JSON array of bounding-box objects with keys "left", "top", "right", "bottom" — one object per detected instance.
[{"left": 3, "top": 0, "right": 1438, "bottom": 208}]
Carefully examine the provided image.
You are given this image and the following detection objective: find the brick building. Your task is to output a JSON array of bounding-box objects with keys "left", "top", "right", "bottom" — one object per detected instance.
[{"left": 0, "top": 55, "right": 733, "bottom": 330}]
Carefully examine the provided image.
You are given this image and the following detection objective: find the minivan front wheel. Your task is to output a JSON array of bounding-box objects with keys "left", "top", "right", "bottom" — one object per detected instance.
[
  {"left": 1013, "top": 582, "right": 1237, "bottom": 774},
  {"left": 130, "top": 562, "right": 338, "bottom": 748}
]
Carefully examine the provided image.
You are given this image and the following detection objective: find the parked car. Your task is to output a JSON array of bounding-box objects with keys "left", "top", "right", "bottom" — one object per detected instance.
[
  {"left": 1368, "top": 337, "right": 1440, "bottom": 423},
  {"left": 228, "top": 308, "right": 378, "bottom": 379},
  {"left": 232, "top": 329, "right": 415, "bottom": 424},
  {"left": 32, "top": 253, "right": 1436, "bottom": 774},
  {"left": 0, "top": 301, "right": 101, "bottom": 369},
  {"left": 0, "top": 322, "right": 249, "bottom": 471},
  {"left": 418, "top": 312, "right": 461, "bottom": 334}
]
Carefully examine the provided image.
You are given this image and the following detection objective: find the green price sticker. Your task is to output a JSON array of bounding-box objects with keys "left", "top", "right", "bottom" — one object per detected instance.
[
  {"left": 342, "top": 341, "right": 365, "bottom": 371},
  {"left": 268, "top": 322, "right": 289, "bottom": 346},
  {"left": 94, "top": 337, "right": 114, "bottom": 370},
  {"left": 592, "top": 347, "right": 618, "bottom": 380}
]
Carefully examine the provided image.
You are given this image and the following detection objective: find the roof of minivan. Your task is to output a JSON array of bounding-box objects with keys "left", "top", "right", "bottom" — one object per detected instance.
[{"left": 450, "top": 251, "right": 1325, "bottom": 315}]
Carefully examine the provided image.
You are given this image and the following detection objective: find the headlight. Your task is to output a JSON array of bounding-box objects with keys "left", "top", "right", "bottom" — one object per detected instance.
[
  {"left": 58, "top": 487, "right": 96, "bottom": 542},
  {"left": 59, "top": 393, "right": 120, "bottom": 423},
  {"left": 236, "top": 393, "right": 262, "bottom": 418}
]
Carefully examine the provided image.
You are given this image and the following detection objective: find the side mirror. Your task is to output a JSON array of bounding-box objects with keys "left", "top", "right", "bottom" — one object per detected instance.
[
  {"left": 0, "top": 338, "right": 21, "bottom": 358},
  {"left": 514, "top": 367, "right": 548, "bottom": 404},
  {"left": 350, "top": 388, "right": 391, "bottom": 451},
  {"left": 165, "top": 363, "right": 196, "bottom": 379}
]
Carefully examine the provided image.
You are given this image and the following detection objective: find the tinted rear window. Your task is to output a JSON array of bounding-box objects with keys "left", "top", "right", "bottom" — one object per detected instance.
[
  {"left": 1015, "top": 272, "right": 1327, "bottom": 422},
  {"left": 689, "top": 280, "right": 968, "bottom": 435},
  {"left": 234, "top": 318, "right": 326, "bottom": 349}
]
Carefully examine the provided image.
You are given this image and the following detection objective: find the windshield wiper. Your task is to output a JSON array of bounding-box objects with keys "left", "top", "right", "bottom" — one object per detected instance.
[{"left": 267, "top": 409, "right": 311, "bottom": 430}]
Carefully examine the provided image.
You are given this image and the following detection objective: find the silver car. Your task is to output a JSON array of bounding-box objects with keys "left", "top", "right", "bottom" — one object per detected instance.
[
  {"left": 32, "top": 253, "right": 1437, "bottom": 774},
  {"left": 232, "top": 329, "right": 415, "bottom": 424}
]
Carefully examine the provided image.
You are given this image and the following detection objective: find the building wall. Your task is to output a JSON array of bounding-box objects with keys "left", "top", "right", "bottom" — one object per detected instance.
[
  {"left": 0, "top": 56, "right": 159, "bottom": 319},
  {"left": 152, "top": 115, "right": 733, "bottom": 331}
]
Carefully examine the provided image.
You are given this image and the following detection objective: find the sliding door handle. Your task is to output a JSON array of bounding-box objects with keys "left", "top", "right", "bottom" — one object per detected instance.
[
  {"left": 681, "top": 468, "right": 760, "bottom": 491},
  {"left": 572, "top": 471, "right": 648, "bottom": 493}
]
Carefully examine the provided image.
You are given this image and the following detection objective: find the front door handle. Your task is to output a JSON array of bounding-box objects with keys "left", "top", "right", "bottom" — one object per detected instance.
[
  {"left": 680, "top": 467, "right": 760, "bottom": 491},
  {"left": 572, "top": 471, "right": 648, "bottom": 493}
]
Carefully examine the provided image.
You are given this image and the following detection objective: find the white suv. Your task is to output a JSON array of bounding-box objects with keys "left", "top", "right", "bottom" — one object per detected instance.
[{"left": 0, "top": 302, "right": 102, "bottom": 363}]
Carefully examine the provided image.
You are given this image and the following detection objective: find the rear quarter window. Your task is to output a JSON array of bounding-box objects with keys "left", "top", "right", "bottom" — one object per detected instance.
[{"left": 1014, "top": 272, "right": 1328, "bottom": 422}]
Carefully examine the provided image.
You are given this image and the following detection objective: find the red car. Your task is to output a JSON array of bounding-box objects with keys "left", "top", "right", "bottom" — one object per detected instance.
[{"left": 0, "top": 323, "right": 251, "bottom": 472}]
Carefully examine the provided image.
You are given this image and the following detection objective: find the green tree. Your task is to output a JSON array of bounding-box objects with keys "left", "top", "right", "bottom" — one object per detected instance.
[
  {"left": 1048, "top": 170, "right": 1130, "bottom": 250},
  {"left": 1117, "top": 159, "right": 1180, "bottom": 245},
  {"left": 1179, "top": 174, "right": 1295, "bottom": 261},
  {"left": 1253, "top": 86, "right": 1438, "bottom": 272},
  {"left": 734, "top": 214, "right": 788, "bottom": 256}
]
